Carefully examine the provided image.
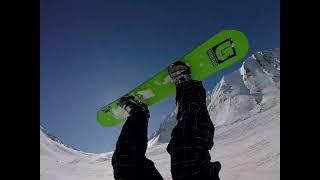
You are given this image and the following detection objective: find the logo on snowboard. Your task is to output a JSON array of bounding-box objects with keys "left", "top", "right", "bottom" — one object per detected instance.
[{"left": 207, "top": 38, "right": 236, "bottom": 66}]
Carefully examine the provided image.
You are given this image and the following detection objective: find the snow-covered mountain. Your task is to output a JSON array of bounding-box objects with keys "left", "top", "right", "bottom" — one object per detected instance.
[
  {"left": 40, "top": 126, "right": 81, "bottom": 151},
  {"left": 40, "top": 127, "right": 114, "bottom": 180},
  {"left": 41, "top": 48, "right": 280, "bottom": 180},
  {"left": 151, "top": 48, "right": 280, "bottom": 143}
]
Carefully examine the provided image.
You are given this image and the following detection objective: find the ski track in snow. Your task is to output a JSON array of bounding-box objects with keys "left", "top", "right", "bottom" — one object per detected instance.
[{"left": 40, "top": 49, "right": 280, "bottom": 180}]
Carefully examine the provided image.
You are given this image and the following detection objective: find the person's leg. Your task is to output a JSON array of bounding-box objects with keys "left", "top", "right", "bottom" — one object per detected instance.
[
  {"left": 112, "top": 96, "right": 163, "bottom": 180},
  {"left": 167, "top": 80, "right": 221, "bottom": 180}
]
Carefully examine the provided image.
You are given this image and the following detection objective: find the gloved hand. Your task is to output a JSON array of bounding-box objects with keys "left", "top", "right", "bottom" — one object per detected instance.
[
  {"left": 119, "top": 96, "right": 150, "bottom": 118},
  {"left": 210, "top": 161, "right": 221, "bottom": 180}
]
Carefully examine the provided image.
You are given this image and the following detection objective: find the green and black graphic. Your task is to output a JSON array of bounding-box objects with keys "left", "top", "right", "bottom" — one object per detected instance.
[
  {"left": 207, "top": 38, "right": 236, "bottom": 66},
  {"left": 97, "top": 29, "right": 249, "bottom": 127}
]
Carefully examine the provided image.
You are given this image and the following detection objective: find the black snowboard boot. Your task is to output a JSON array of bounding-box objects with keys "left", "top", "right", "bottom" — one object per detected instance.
[{"left": 168, "top": 61, "right": 192, "bottom": 85}]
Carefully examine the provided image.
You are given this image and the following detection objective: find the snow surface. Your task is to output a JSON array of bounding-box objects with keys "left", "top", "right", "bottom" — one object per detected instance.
[{"left": 41, "top": 48, "right": 280, "bottom": 180}]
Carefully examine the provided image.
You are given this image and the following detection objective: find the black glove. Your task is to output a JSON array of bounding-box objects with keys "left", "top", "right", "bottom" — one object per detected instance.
[
  {"left": 210, "top": 161, "right": 221, "bottom": 180},
  {"left": 119, "top": 96, "right": 150, "bottom": 118}
]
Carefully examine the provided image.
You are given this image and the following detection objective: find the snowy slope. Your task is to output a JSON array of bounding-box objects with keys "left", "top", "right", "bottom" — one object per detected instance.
[
  {"left": 40, "top": 48, "right": 280, "bottom": 180},
  {"left": 147, "top": 104, "right": 280, "bottom": 180},
  {"left": 40, "top": 127, "right": 114, "bottom": 180}
]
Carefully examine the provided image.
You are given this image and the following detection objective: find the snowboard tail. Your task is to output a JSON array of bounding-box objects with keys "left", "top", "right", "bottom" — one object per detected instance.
[{"left": 97, "top": 29, "right": 249, "bottom": 126}]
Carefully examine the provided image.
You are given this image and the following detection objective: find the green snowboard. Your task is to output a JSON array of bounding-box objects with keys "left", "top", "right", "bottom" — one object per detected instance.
[{"left": 97, "top": 29, "right": 249, "bottom": 127}]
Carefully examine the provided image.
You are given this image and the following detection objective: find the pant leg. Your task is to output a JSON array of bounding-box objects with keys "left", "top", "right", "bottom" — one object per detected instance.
[
  {"left": 112, "top": 113, "right": 163, "bottom": 180},
  {"left": 167, "top": 80, "right": 220, "bottom": 180}
]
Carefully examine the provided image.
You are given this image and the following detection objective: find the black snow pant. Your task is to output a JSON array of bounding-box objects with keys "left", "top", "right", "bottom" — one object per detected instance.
[{"left": 112, "top": 80, "right": 219, "bottom": 180}]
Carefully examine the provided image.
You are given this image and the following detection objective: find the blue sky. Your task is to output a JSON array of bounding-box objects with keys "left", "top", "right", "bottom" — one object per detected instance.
[{"left": 40, "top": 0, "right": 279, "bottom": 153}]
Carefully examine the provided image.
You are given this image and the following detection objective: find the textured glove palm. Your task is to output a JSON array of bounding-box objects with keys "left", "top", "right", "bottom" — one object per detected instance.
[{"left": 119, "top": 96, "right": 150, "bottom": 118}]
